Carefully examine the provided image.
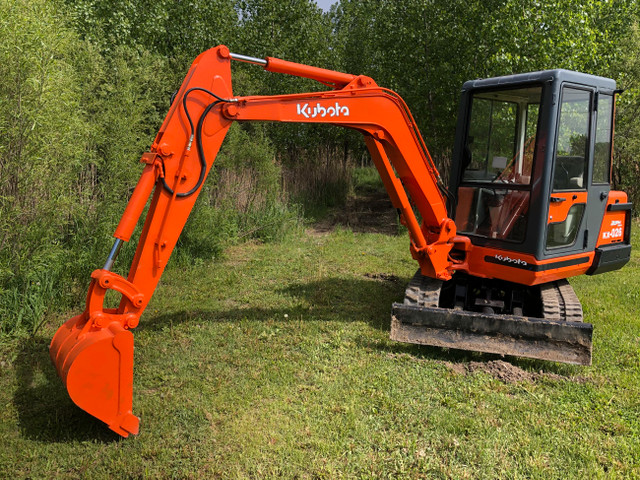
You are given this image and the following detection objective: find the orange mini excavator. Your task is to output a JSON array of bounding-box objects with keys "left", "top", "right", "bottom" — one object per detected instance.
[{"left": 50, "top": 46, "right": 631, "bottom": 436}]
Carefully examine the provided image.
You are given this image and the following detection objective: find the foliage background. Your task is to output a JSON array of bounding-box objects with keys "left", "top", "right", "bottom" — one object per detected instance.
[{"left": 0, "top": 0, "right": 639, "bottom": 335}]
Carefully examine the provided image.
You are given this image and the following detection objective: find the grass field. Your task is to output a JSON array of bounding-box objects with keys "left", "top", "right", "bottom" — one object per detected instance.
[{"left": 1, "top": 213, "right": 638, "bottom": 478}]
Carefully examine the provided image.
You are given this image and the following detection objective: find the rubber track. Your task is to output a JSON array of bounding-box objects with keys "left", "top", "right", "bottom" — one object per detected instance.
[
  {"left": 540, "top": 279, "right": 583, "bottom": 322},
  {"left": 404, "top": 271, "right": 583, "bottom": 323},
  {"left": 403, "top": 269, "right": 442, "bottom": 308}
]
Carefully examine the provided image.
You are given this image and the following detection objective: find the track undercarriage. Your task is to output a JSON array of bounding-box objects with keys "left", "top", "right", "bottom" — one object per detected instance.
[{"left": 391, "top": 271, "right": 592, "bottom": 365}]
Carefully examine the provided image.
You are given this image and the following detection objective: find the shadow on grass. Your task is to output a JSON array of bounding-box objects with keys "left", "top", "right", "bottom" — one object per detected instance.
[
  {"left": 140, "top": 275, "right": 407, "bottom": 333},
  {"left": 139, "top": 275, "right": 574, "bottom": 376},
  {"left": 12, "top": 336, "right": 121, "bottom": 443}
]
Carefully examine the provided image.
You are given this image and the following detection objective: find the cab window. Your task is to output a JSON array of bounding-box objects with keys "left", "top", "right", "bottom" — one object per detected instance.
[
  {"left": 593, "top": 94, "right": 613, "bottom": 184},
  {"left": 463, "top": 87, "right": 541, "bottom": 185},
  {"left": 552, "top": 88, "right": 591, "bottom": 191},
  {"left": 455, "top": 86, "right": 542, "bottom": 243}
]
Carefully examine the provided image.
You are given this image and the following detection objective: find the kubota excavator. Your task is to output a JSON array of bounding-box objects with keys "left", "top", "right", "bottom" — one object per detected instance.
[{"left": 50, "top": 46, "right": 632, "bottom": 437}]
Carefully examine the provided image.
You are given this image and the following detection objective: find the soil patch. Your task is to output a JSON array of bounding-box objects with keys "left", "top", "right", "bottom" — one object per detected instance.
[
  {"left": 364, "top": 272, "right": 400, "bottom": 283},
  {"left": 445, "top": 359, "right": 589, "bottom": 384},
  {"left": 467, "top": 360, "right": 537, "bottom": 383},
  {"left": 389, "top": 354, "right": 588, "bottom": 384}
]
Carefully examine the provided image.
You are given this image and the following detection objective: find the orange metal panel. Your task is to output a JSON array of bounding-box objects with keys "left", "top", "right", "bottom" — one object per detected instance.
[
  {"left": 463, "top": 244, "right": 594, "bottom": 285},
  {"left": 596, "top": 190, "right": 629, "bottom": 247},
  {"left": 548, "top": 191, "right": 588, "bottom": 224}
]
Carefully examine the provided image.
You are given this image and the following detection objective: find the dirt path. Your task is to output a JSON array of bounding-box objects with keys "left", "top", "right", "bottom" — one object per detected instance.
[{"left": 309, "top": 191, "right": 399, "bottom": 235}]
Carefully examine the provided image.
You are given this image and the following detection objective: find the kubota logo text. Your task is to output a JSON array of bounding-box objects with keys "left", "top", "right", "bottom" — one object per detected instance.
[
  {"left": 494, "top": 254, "right": 528, "bottom": 266},
  {"left": 296, "top": 102, "right": 350, "bottom": 119}
]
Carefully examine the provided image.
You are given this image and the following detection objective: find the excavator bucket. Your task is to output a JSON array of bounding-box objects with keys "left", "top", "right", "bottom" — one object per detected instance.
[
  {"left": 49, "top": 270, "right": 142, "bottom": 437},
  {"left": 391, "top": 271, "right": 593, "bottom": 365}
]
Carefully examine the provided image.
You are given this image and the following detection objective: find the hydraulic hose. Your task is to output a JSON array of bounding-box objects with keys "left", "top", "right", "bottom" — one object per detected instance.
[{"left": 161, "top": 87, "right": 234, "bottom": 198}]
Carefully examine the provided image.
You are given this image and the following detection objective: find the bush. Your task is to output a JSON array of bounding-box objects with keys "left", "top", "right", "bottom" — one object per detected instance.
[
  {"left": 0, "top": 1, "right": 306, "bottom": 336},
  {"left": 0, "top": 0, "right": 175, "bottom": 335},
  {"left": 175, "top": 123, "right": 301, "bottom": 263},
  {"left": 0, "top": 0, "right": 87, "bottom": 334}
]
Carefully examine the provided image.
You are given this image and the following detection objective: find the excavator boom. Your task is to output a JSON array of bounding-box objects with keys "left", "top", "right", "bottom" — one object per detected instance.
[{"left": 49, "top": 45, "right": 457, "bottom": 436}]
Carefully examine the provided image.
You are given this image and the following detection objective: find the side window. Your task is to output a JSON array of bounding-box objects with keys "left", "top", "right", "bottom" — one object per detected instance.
[
  {"left": 547, "top": 204, "right": 585, "bottom": 248},
  {"left": 593, "top": 94, "right": 613, "bottom": 184},
  {"left": 552, "top": 88, "right": 591, "bottom": 191}
]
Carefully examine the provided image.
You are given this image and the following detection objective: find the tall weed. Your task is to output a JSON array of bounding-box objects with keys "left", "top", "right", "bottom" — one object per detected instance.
[
  {"left": 282, "top": 145, "right": 354, "bottom": 212},
  {"left": 0, "top": 0, "right": 85, "bottom": 334}
]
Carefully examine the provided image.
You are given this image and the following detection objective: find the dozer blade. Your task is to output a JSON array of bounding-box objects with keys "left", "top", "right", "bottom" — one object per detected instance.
[
  {"left": 50, "top": 312, "right": 140, "bottom": 437},
  {"left": 390, "top": 271, "right": 592, "bottom": 365},
  {"left": 391, "top": 303, "right": 592, "bottom": 365}
]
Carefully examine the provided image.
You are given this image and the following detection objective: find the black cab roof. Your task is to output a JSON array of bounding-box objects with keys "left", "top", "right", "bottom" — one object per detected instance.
[{"left": 462, "top": 69, "right": 616, "bottom": 93}]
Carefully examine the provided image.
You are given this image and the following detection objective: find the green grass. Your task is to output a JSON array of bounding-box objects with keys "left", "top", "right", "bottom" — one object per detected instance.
[
  {"left": 1, "top": 224, "right": 639, "bottom": 478},
  {"left": 353, "top": 166, "right": 385, "bottom": 194}
]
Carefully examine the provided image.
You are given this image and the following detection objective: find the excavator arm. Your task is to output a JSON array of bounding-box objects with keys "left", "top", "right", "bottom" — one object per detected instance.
[{"left": 50, "top": 45, "right": 457, "bottom": 436}]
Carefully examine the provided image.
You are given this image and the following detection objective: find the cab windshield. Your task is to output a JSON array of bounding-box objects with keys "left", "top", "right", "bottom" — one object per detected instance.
[
  {"left": 455, "top": 86, "right": 542, "bottom": 242},
  {"left": 462, "top": 86, "right": 542, "bottom": 185}
]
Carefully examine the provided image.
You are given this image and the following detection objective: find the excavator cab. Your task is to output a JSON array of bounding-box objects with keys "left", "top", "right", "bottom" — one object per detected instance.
[
  {"left": 391, "top": 70, "right": 631, "bottom": 365},
  {"left": 450, "top": 70, "right": 629, "bottom": 269}
]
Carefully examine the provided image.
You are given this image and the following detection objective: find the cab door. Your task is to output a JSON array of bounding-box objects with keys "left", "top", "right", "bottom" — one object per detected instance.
[{"left": 546, "top": 86, "right": 592, "bottom": 253}]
